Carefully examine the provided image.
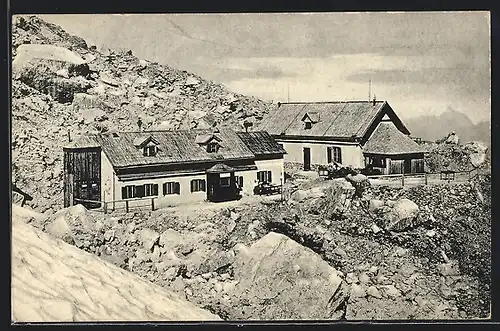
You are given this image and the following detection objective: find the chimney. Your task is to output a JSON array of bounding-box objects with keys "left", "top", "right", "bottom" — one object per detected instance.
[
  {"left": 67, "top": 130, "right": 71, "bottom": 142},
  {"left": 137, "top": 118, "right": 143, "bottom": 132},
  {"left": 372, "top": 95, "right": 376, "bottom": 106},
  {"left": 278, "top": 102, "right": 281, "bottom": 108}
]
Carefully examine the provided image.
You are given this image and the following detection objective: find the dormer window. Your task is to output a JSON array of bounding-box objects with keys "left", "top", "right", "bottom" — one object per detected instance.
[
  {"left": 207, "top": 142, "right": 219, "bottom": 153},
  {"left": 133, "top": 135, "right": 160, "bottom": 157},
  {"left": 195, "top": 133, "right": 223, "bottom": 153},
  {"left": 301, "top": 112, "right": 319, "bottom": 130},
  {"left": 143, "top": 145, "right": 157, "bottom": 156}
]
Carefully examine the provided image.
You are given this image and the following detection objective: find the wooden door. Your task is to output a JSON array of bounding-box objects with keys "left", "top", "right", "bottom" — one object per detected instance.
[
  {"left": 404, "top": 157, "right": 411, "bottom": 174},
  {"left": 303, "top": 147, "right": 311, "bottom": 171}
]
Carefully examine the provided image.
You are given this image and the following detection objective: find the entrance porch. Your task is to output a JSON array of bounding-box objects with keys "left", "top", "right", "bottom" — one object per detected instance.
[{"left": 206, "top": 163, "right": 242, "bottom": 203}]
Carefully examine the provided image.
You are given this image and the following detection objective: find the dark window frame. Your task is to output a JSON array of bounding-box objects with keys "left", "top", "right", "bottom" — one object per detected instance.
[
  {"left": 371, "top": 156, "right": 386, "bottom": 168},
  {"left": 191, "top": 179, "right": 206, "bottom": 192},
  {"left": 327, "top": 146, "right": 342, "bottom": 164},
  {"left": 257, "top": 170, "right": 272, "bottom": 184},
  {"left": 122, "top": 185, "right": 135, "bottom": 199},
  {"left": 163, "top": 181, "right": 180, "bottom": 195},
  {"left": 206, "top": 142, "right": 219, "bottom": 153},
  {"left": 143, "top": 145, "right": 158, "bottom": 157},
  {"left": 304, "top": 122, "right": 312, "bottom": 129}
]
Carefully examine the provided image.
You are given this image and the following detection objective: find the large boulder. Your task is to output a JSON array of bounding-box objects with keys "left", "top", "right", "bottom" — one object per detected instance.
[
  {"left": 42, "top": 204, "right": 97, "bottom": 245},
  {"left": 137, "top": 228, "right": 160, "bottom": 252},
  {"left": 465, "top": 141, "right": 488, "bottom": 168},
  {"left": 12, "top": 44, "right": 86, "bottom": 72},
  {"left": 230, "top": 232, "right": 349, "bottom": 320},
  {"left": 384, "top": 198, "right": 420, "bottom": 232}
]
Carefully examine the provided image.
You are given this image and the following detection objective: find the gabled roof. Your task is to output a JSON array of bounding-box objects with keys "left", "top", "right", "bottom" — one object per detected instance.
[
  {"left": 65, "top": 128, "right": 257, "bottom": 169},
  {"left": 206, "top": 163, "right": 235, "bottom": 173},
  {"left": 195, "top": 134, "right": 221, "bottom": 145},
  {"left": 258, "top": 101, "right": 410, "bottom": 140},
  {"left": 133, "top": 135, "right": 159, "bottom": 148},
  {"left": 236, "top": 131, "right": 287, "bottom": 156},
  {"left": 363, "top": 122, "right": 425, "bottom": 155},
  {"left": 301, "top": 112, "right": 320, "bottom": 123}
]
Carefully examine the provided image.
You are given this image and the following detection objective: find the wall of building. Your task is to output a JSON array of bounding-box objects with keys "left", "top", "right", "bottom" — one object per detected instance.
[
  {"left": 101, "top": 156, "right": 284, "bottom": 210},
  {"left": 234, "top": 170, "right": 257, "bottom": 196},
  {"left": 100, "top": 150, "right": 116, "bottom": 204},
  {"left": 254, "top": 158, "right": 284, "bottom": 185},
  {"left": 276, "top": 139, "right": 364, "bottom": 169}
]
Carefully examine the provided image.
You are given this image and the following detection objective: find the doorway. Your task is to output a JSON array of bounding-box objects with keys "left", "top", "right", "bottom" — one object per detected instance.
[
  {"left": 303, "top": 147, "right": 311, "bottom": 171},
  {"left": 404, "top": 157, "right": 411, "bottom": 174}
]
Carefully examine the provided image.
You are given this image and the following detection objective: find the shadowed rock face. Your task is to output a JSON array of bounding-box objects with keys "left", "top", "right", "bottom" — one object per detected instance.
[
  {"left": 230, "top": 232, "right": 349, "bottom": 320},
  {"left": 11, "top": 206, "right": 221, "bottom": 322}
]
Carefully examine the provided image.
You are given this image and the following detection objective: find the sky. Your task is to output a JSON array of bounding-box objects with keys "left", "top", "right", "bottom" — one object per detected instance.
[{"left": 38, "top": 12, "right": 491, "bottom": 124}]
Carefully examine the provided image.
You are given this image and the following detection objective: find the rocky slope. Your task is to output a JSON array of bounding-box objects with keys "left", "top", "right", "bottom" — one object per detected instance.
[
  {"left": 22, "top": 172, "right": 491, "bottom": 320},
  {"left": 11, "top": 15, "right": 272, "bottom": 212},
  {"left": 12, "top": 205, "right": 221, "bottom": 322}
]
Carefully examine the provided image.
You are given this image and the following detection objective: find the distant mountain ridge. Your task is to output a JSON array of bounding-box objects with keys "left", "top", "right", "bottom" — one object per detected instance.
[{"left": 404, "top": 107, "right": 491, "bottom": 145}]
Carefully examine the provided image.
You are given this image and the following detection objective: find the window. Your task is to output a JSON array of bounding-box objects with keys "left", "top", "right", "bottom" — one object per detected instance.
[
  {"left": 371, "top": 156, "right": 386, "bottom": 168},
  {"left": 144, "top": 183, "right": 159, "bottom": 197},
  {"left": 304, "top": 122, "right": 312, "bottom": 129},
  {"left": 237, "top": 176, "right": 244, "bottom": 188},
  {"left": 207, "top": 142, "right": 219, "bottom": 153},
  {"left": 121, "top": 184, "right": 158, "bottom": 199},
  {"left": 257, "top": 171, "right": 272, "bottom": 183},
  {"left": 143, "top": 146, "right": 157, "bottom": 156},
  {"left": 191, "top": 179, "right": 206, "bottom": 192},
  {"left": 122, "top": 185, "right": 135, "bottom": 199},
  {"left": 163, "top": 182, "right": 180, "bottom": 195},
  {"left": 327, "top": 146, "right": 342, "bottom": 164},
  {"left": 220, "top": 177, "right": 230, "bottom": 187}
]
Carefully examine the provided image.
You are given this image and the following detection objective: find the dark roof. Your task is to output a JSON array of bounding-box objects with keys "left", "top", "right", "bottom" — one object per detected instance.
[
  {"left": 236, "top": 131, "right": 287, "bottom": 156},
  {"left": 65, "top": 128, "right": 257, "bottom": 168},
  {"left": 65, "top": 129, "right": 284, "bottom": 169},
  {"left": 363, "top": 122, "right": 425, "bottom": 155},
  {"left": 258, "top": 101, "right": 394, "bottom": 139},
  {"left": 63, "top": 135, "right": 101, "bottom": 149}
]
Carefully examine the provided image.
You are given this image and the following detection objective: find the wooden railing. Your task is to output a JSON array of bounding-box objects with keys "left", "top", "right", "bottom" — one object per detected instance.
[
  {"left": 365, "top": 170, "right": 475, "bottom": 187},
  {"left": 73, "top": 196, "right": 157, "bottom": 213}
]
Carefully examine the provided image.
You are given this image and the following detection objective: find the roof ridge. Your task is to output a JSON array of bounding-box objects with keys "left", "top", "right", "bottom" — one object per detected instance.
[{"left": 278, "top": 100, "right": 385, "bottom": 105}]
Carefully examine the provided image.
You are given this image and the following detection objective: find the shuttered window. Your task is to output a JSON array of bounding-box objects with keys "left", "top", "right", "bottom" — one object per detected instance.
[
  {"left": 327, "top": 146, "right": 342, "bottom": 164},
  {"left": 144, "top": 183, "right": 159, "bottom": 197},
  {"left": 121, "top": 184, "right": 158, "bottom": 199},
  {"left": 191, "top": 179, "right": 206, "bottom": 192},
  {"left": 257, "top": 171, "right": 272, "bottom": 183},
  {"left": 121, "top": 185, "right": 135, "bottom": 199},
  {"left": 163, "top": 182, "right": 180, "bottom": 195}
]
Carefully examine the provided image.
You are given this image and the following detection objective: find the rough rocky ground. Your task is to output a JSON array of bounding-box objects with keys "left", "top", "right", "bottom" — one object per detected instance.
[
  {"left": 11, "top": 205, "right": 221, "bottom": 322},
  {"left": 23, "top": 171, "right": 491, "bottom": 320},
  {"left": 11, "top": 15, "right": 272, "bottom": 213}
]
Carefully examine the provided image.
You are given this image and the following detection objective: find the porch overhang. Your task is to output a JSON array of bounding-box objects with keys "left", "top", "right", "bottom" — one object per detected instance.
[{"left": 206, "top": 163, "right": 236, "bottom": 174}]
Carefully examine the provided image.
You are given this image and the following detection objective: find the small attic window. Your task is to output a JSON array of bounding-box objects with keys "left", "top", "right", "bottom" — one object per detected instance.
[
  {"left": 207, "top": 142, "right": 219, "bottom": 153},
  {"left": 143, "top": 145, "right": 158, "bottom": 156},
  {"left": 112, "top": 132, "right": 119, "bottom": 138},
  {"left": 305, "top": 122, "right": 312, "bottom": 129}
]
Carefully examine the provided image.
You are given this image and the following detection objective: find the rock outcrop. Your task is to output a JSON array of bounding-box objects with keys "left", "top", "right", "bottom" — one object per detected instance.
[{"left": 230, "top": 232, "right": 349, "bottom": 320}]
